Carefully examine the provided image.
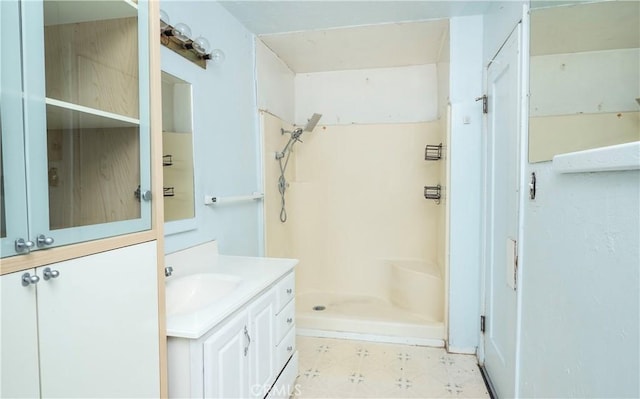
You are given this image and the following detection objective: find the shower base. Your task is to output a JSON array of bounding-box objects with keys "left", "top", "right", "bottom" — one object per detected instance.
[{"left": 296, "top": 291, "right": 445, "bottom": 347}]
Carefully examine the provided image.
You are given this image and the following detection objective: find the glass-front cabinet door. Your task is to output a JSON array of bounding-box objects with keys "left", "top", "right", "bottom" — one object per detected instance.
[
  {"left": 1, "top": 0, "right": 30, "bottom": 257},
  {"left": 2, "top": 0, "right": 151, "bottom": 258}
]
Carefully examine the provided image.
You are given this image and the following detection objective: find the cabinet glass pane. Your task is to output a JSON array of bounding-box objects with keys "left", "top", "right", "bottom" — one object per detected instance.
[
  {"left": 47, "top": 126, "right": 141, "bottom": 230},
  {"left": 42, "top": 1, "right": 142, "bottom": 230}
]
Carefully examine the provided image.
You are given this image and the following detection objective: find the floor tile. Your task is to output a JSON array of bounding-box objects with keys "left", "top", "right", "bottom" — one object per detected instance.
[{"left": 294, "top": 336, "right": 489, "bottom": 399}]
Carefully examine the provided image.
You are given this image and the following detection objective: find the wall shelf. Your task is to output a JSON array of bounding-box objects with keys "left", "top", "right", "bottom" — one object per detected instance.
[
  {"left": 46, "top": 98, "right": 139, "bottom": 130},
  {"left": 552, "top": 141, "right": 640, "bottom": 174}
]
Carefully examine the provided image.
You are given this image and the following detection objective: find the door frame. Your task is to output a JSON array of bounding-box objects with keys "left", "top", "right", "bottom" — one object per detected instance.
[{"left": 478, "top": 4, "right": 530, "bottom": 397}]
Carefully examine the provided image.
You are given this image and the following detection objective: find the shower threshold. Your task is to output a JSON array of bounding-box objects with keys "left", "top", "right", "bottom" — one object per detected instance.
[{"left": 296, "top": 291, "right": 445, "bottom": 347}]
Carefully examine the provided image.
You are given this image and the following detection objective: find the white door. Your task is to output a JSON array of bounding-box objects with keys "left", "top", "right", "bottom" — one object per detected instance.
[
  {"left": 37, "top": 242, "right": 160, "bottom": 398},
  {"left": 0, "top": 269, "right": 40, "bottom": 398},
  {"left": 204, "top": 310, "right": 250, "bottom": 398},
  {"left": 249, "top": 289, "right": 276, "bottom": 397},
  {"left": 481, "top": 24, "right": 522, "bottom": 398}
]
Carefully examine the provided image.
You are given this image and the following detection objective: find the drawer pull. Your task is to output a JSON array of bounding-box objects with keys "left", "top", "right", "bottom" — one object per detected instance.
[
  {"left": 286, "top": 288, "right": 292, "bottom": 294},
  {"left": 286, "top": 317, "right": 293, "bottom": 324}
]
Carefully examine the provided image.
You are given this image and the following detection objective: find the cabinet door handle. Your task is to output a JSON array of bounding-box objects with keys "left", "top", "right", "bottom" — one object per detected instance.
[
  {"left": 287, "top": 346, "right": 293, "bottom": 352},
  {"left": 286, "top": 288, "right": 292, "bottom": 294},
  {"left": 243, "top": 326, "right": 251, "bottom": 357},
  {"left": 21, "top": 273, "right": 40, "bottom": 287},
  {"left": 15, "top": 238, "right": 35, "bottom": 253},
  {"left": 286, "top": 317, "right": 293, "bottom": 324},
  {"left": 37, "top": 234, "right": 55, "bottom": 247},
  {"left": 43, "top": 267, "right": 60, "bottom": 280}
]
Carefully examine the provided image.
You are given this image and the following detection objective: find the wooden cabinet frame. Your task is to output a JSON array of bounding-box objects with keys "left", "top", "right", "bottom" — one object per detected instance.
[{"left": 1, "top": 0, "right": 167, "bottom": 396}]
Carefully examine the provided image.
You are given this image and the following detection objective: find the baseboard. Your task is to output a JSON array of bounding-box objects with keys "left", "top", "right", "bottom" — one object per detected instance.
[{"left": 446, "top": 345, "right": 477, "bottom": 355}]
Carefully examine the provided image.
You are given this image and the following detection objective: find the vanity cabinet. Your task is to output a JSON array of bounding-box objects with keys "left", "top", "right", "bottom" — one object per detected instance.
[
  {"left": 168, "top": 271, "right": 297, "bottom": 399},
  {"left": 203, "top": 289, "right": 275, "bottom": 398},
  {"left": 0, "top": 0, "right": 152, "bottom": 258},
  {"left": 0, "top": 242, "right": 160, "bottom": 398}
]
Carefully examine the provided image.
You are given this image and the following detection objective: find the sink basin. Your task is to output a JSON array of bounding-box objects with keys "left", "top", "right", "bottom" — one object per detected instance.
[{"left": 166, "top": 273, "right": 242, "bottom": 316}]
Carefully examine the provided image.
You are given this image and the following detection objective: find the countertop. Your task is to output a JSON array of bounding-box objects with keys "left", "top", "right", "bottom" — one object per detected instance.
[{"left": 165, "top": 254, "right": 297, "bottom": 339}]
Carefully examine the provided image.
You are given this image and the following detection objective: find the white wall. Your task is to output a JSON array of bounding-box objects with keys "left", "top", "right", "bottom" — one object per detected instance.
[
  {"left": 447, "top": 15, "right": 484, "bottom": 353},
  {"left": 255, "top": 40, "right": 296, "bottom": 123},
  {"left": 160, "top": 1, "right": 260, "bottom": 256},
  {"left": 519, "top": 164, "right": 640, "bottom": 397},
  {"left": 482, "top": 1, "right": 526, "bottom": 63},
  {"left": 295, "top": 65, "right": 438, "bottom": 125}
]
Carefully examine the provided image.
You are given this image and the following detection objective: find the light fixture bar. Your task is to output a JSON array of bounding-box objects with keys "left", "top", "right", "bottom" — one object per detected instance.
[{"left": 159, "top": 13, "right": 221, "bottom": 69}]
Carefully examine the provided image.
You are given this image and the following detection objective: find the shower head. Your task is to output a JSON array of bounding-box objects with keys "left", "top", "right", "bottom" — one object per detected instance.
[{"left": 303, "top": 113, "right": 322, "bottom": 132}]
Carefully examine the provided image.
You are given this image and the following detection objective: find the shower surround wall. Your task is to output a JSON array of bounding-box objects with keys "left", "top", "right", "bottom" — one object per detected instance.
[{"left": 258, "top": 38, "right": 450, "bottom": 345}]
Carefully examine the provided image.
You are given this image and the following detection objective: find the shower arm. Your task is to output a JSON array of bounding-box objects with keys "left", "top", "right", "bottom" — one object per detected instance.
[{"left": 281, "top": 127, "right": 303, "bottom": 136}]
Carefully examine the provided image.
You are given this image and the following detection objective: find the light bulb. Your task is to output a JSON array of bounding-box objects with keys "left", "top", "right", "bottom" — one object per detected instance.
[
  {"left": 172, "top": 23, "right": 191, "bottom": 43},
  {"left": 210, "top": 48, "right": 226, "bottom": 64},
  {"left": 193, "top": 36, "right": 211, "bottom": 55},
  {"left": 159, "top": 9, "right": 170, "bottom": 30}
]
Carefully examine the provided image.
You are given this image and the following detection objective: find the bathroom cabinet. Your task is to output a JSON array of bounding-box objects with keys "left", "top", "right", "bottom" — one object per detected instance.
[
  {"left": 0, "top": 242, "right": 160, "bottom": 398},
  {"left": 0, "top": 0, "right": 152, "bottom": 259},
  {"left": 203, "top": 289, "right": 276, "bottom": 398},
  {"left": 167, "top": 270, "right": 297, "bottom": 398}
]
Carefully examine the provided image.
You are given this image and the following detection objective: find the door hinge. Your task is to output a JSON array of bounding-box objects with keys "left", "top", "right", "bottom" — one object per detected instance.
[
  {"left": 475, "top": 95, "right": 488, "bottom": 114},
  {"left": 480, "top": 315, "right": 486, "bottom": 333}
]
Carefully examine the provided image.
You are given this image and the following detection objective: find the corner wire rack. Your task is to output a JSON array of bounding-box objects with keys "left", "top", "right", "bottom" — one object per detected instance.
[
  {"left": 425, "top": 143, "right": 443, "bottom": 161},
  {"left": 424, "top": 185, "right": 441, "bottom": 204},
  {"left": 163, "top": 154, "right": 173, "bottom": 166},
  {"left": 163, "top": 187, "right": 175, "bottom": 197}
]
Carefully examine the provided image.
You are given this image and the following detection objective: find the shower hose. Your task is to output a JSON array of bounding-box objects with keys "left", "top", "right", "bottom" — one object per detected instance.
[{"left": 277, "top": 136, "right": 297, "bottom": 223}]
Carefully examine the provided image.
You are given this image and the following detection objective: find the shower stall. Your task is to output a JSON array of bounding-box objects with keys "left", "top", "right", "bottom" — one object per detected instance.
[{"left": 258, "top": 20, "right": 451, "bottom": 346}]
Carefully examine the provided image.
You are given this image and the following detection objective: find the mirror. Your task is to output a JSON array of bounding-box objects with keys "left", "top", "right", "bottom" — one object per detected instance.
[
  {"left": 161, "top": 71, "right": 195, "bottom": 227},
  {"left": 529, "top": 1, "right": 640, "bottom": 162}
]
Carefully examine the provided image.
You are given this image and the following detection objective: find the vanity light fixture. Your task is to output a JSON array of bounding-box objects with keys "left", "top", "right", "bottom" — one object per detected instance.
[{"left": 159, "top": 9, "right": 225, "bottom": 69}]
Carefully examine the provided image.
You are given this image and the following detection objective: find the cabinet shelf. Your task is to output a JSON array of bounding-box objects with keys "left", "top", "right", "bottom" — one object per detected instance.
[
  {"left": 44, "top": 0, "right": 137, "bottom": 26},
  {"left": 46, "top": 98, "right": 139, "bottom": 130}
]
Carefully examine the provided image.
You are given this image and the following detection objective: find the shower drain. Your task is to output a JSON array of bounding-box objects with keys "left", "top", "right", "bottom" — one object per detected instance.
[{"left": 312, "top": 305, "right": 326, "bottom": 311}]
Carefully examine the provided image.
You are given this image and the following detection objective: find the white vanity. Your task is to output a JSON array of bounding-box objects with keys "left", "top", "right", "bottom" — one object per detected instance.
[{"left": 165, "top": 242, "right": 298, "bottom": 398}]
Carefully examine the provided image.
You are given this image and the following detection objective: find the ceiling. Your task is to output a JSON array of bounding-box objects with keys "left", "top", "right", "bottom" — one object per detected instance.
[
  {"left": 218, "top": 1, "right": 491, "bottom": 73},
  {"left": 259, "top": 20, "right": 449, "bottom": 73},
  {"left": 218, "top": 1, "right": 492, "bottom": 35}
]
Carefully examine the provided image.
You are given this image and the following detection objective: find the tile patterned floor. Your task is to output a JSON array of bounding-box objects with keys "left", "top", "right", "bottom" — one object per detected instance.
[{"left": 294, "top": 336, "right": 489, "bottom": 398}]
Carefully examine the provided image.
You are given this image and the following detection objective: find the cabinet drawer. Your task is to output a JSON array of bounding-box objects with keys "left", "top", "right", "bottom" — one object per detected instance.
[
  {"left": 275, "top": 299, "right": 295, "bottom": 345},
  {"left": 275, "top": 272, "right": 295, "bottom": 313},
  {"left": 276, "top": 327, "right": 296, "bottom": 369}
]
